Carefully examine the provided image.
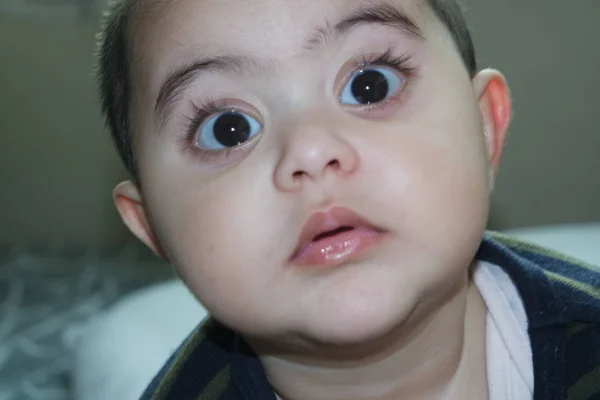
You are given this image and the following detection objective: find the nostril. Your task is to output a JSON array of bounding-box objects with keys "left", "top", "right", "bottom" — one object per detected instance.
[
  {"left": 327, "top": 159, "right": 340, "bottom": 169},
  {"left": 289, "top": 159, "right": 340, "bottom": 182},
  {"left": 292, "top": 171, "right": 304, "bottom": 180}
]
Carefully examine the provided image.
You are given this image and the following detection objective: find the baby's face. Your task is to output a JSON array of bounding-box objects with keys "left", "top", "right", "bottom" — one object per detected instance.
[{"left": 125, "top": 0, "right": 504, "bottom": 345}]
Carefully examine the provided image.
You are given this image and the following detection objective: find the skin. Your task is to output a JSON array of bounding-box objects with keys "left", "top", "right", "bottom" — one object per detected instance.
[{"left": 114, "top": 0, "right": 512, "bottom": 398}]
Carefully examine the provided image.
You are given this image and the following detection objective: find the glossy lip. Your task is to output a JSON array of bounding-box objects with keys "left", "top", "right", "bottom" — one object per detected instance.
[{"left": 290, "top": 207, "right": 387, "bottom": 268}]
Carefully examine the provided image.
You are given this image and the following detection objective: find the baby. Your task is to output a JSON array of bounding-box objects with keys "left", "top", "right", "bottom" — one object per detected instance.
[{"left": 96, "top": 0, "right": 600, "bottom": 399}]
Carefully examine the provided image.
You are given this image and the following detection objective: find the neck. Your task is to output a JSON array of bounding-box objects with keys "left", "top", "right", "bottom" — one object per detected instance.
[{"left": 248, "top": 275, "right": 488, "bottom": 400}]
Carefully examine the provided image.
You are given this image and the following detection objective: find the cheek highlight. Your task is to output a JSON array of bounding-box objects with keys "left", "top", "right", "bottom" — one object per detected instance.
[{"left": 365, "top": 120, "right": 490, "bottom": 241}]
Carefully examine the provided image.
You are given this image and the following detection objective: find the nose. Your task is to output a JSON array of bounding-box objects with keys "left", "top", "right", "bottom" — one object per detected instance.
[{"left": 273, "top": 116, "right": 360, "bottom": 192}]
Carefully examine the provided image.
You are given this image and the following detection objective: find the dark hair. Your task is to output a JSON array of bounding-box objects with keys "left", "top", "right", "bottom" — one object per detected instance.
[{"left": 96, "top": 0, "right": 477, "bottom": 179}]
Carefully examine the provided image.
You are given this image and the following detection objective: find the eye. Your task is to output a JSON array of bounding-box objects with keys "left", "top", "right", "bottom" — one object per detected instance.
[
  {"left": 196, "top": 111, "right": 262, "bottom": 150},
  {"left": 339, "top": 67, "right": 405, "bottom": 106}
]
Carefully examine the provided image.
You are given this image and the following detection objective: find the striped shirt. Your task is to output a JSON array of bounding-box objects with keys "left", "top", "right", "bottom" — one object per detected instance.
[{"left": 141, "top": 232, "right": 600, "bottom": 400}]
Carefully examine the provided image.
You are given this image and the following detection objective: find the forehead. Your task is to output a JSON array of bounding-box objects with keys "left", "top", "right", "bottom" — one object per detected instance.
[
  {"left": 129, "top": 0, "right": 443, "bottom": 122},
  {"left": 133, "top": 0, "right": 434, "bottom": 67}
]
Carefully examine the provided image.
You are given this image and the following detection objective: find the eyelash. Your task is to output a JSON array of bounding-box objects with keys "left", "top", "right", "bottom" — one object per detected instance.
[
  {"left": 342, "top": 49, "right": 416, "bottom": 114},
  {"left": 181, "top": 48, "right": 416, "bottom": 158},
  {"left": 353, "top": 49, "right": 416, "bottom": 78},
  {"left": 181, "top": 99, "right": 236, "bottom": 160}
]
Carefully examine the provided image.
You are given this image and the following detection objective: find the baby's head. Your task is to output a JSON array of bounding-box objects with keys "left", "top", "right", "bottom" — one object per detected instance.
[{"left": 98, "top": 0, "right": 511, "bottom": 347}]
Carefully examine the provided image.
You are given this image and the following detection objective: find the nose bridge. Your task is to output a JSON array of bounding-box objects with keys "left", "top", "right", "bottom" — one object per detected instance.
[
  {"left": 273, "top": 108, "right": 360, "bottom": 191},
  {"left": 284, "top": 108, "right": 337, "bottom": 148}
]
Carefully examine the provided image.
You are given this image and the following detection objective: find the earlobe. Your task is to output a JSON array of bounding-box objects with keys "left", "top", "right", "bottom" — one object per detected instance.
[
  {"left": 113, "top": 181, "right": 167, "bottom": 260},
  {"left": 473, "top": 69, "right": 512, "bottom": 176}
]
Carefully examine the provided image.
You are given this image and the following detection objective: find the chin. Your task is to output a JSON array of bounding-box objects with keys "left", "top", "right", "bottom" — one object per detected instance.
[
  {"left": 299, "top": 288, "right": 418, "bottom": 347},
  {"left": 327, "top": 319, "right": 405, "bottom": 347},
  {"left": 290, "top": 262, "right": 460, "bottom": 348}
]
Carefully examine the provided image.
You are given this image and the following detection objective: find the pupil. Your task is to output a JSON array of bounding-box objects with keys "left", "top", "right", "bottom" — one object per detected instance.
[
  {"left": 214, "top": 112, "right": 251, "bottom": 147},
  {"left": 351, "top": 70, "right": 389, "bottom": 104}
]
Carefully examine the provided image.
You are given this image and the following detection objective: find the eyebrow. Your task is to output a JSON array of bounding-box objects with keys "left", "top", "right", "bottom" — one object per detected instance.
[
  {"left": 154, "top": 55, "right": 263, "bottom": 129},
  {"left": 307, "top": 2, "right": 424, "bottom": 51},
  {"left": 154, "top": 1, "right": 424, "bottom": 128}
]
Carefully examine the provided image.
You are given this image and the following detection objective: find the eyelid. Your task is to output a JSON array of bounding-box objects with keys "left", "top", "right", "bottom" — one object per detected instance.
[
  {"left": 187, "top": 134, "right": 261, "bottom": 164},
  {"left": 180, "top": 98, "right": 264, "bottom": 162},
  {"left": 185, "top": 98, "right": 263, "bottom": 143},
  {"left": 334, "top": 50, "right": 415, "bottom": 99}
]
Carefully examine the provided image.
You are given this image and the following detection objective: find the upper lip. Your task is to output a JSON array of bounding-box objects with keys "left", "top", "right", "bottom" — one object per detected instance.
[{"left": 291, "top": 206, "right": 385, "bottom": 260}]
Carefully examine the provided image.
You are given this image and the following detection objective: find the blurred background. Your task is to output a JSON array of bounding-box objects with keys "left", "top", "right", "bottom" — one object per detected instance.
[{"left": 0, "top": 0, "right": 598, "bottom": 399}]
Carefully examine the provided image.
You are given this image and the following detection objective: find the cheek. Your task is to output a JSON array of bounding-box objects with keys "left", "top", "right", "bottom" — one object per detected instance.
[
  {"left": 364, "top": 115, "right": 490, "bottom": 260},
  {"left": 142, "top": 165, "right": 277, "bottom": 308}
]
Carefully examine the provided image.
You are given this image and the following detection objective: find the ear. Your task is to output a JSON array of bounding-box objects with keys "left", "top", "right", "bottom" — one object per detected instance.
[
  {"left": 472, "top": 69, "right": 512, "bottom": 188},
  {"left": 113, "top": 181, "right": 168, "bottom": 260}
]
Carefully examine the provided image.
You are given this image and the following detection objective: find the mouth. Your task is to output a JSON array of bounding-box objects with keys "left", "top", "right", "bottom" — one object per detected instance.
[{"left": 291, "top": 207, "right": 387, "bottom": 268}]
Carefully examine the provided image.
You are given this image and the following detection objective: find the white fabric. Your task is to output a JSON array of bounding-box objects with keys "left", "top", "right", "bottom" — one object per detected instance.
[
  {"left": 474, "top": 261, "right": 534, "bottom": 400},
  {"left": 66, "top": 280, "right": 207, "bottom": 400},
  {"left": 504, "top": 223, "right": 600, "bottom": 266}
]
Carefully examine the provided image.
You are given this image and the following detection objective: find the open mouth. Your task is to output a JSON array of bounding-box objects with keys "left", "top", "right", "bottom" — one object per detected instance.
[
  {"left": 312, "top": 226, "right": 355, "bottom": 242},
  {"left": 291, "top": 208, "right": 386, "bottom": 267}
]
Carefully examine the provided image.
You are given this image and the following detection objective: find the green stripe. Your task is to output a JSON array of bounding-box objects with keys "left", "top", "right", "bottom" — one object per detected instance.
[
  {"left": 151, "top": 317, "right": 211, "bottom": 400},
  {"left": 568, "top": 365, "right": 600, "bottom": 400},
  {"left": 487, "top": 232, "right": 600, "bottom": 272},
  {"left": 544, "top": 271, "right": 600, "bottom": 301},
  {"left": 567, "top": 322, "right": 593, "bottom": 339},
  {"left": 196, "top": 364, "right": 232, "bottom": 400}
]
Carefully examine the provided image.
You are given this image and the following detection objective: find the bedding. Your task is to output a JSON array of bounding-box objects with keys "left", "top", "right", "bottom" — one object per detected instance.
[{"left": 0, "top": 246, "right": 172, "bottom": 400}]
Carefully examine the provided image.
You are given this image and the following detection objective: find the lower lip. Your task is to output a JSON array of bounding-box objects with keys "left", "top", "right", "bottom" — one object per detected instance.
[{"left": 293, "top": 228, "right": 383, "bottom": 267}]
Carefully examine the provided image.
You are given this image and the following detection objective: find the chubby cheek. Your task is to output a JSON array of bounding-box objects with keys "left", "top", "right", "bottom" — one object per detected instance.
[
  {"left": 366, "top": 118, "right": 490, "bottom": 268},
  {"left": 141, "top": 162, "right": 284, "bottom": 328}
]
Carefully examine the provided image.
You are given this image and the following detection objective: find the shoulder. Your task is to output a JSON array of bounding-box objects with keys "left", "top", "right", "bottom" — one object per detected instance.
[
  {"left": 479, "top": 232, "right": 600, "bottom": 399},
  {"left": 140, "top": 317, "right": 275, "bottom": 400},
  {"left": 140, "top": 318, "right": 239, "bottom": 400},
  {"left": 478, "top": 232, "right": 600, "bottom": 328}
]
